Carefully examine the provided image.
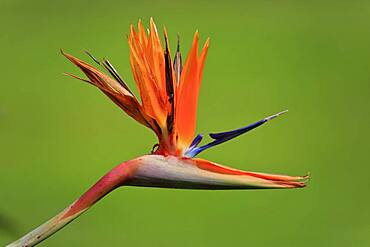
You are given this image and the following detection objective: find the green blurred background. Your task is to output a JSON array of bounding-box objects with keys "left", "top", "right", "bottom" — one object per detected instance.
[{"left": 1, "top": 0, "right": 369, "bottom": 246}]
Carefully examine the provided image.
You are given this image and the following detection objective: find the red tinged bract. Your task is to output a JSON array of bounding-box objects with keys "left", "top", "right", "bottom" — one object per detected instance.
[{"left": 7, "top": 18, "right": 309, "bottom": 247}]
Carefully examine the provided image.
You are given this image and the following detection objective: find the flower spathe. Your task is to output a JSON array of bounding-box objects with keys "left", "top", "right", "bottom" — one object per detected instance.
[{"left": 8, "top": 18, "right": 308, "bottom": 247}]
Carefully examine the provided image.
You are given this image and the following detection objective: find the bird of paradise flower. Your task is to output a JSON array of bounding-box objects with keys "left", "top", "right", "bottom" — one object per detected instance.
[{"left": 7, "top": 18, "right": 309, "bottom": 247}]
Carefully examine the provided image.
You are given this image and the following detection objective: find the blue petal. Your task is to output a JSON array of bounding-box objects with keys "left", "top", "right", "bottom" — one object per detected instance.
[
  {"left": 185, "top": 110, "right": 288, "bottom": 158},
  {"left": 189, "top": 134, "right": 203, "bottom": 149}
]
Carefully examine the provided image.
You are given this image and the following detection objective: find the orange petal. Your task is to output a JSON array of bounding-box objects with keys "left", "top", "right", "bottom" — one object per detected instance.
[
  {"left": 148, "top": 18, "right": 165, "bottom": 90},
  {"left": 138, "top": 19, "right": 148, "bottom": 47},
  {"left": 128, "top": 20, "right": 167, "bottom": 129},
  {"left": 175, "top": 32, "right": 210, "bottom": 151},
  {"left": 198, "top": 38, "right": 210, "bottom": 82}
]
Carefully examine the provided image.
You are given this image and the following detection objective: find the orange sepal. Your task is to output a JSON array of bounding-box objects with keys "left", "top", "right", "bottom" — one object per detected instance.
[{"left": 62, "top": 51, "right": 152, "bottom": 130}]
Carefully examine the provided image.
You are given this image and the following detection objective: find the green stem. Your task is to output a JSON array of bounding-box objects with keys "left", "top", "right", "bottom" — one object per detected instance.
[{"left": 7, "top": 160, "right": 136, "bottom": 247}]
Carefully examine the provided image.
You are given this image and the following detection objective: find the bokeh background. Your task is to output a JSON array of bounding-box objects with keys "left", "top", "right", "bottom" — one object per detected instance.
[{"left": 1, "top": 0, "right": 369, "bottom": 246}]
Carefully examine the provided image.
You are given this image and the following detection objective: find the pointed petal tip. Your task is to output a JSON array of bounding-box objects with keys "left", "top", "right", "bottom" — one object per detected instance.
[
  {"left": 176, "top": 33, "right": 181, "bottom": 51},
  {"left": 61, "top": 50, "right": 76, "bottom": 62},
  {"left": 204, "top": 37, "right": 210, "bottom": 47},
  {"left": 149, "top": 17, "right": 158, "bottom": 34},
  {"left": 130, "top": 24, "right": 137, "bottom": 36},
  {"left": 192, "top": 30, "right": 199, "bottom": 42},
  {"left": 62, "top": 72, "right": 89, "bottom": 83},
  {"left": 163, "top": 26, "right": 169, "bottom": 44},
  {"left": 265, "top": 109, "right": 288, "bottom": 121},
  {"left": 60, "top": 49, "right": 72, "bottom": 59},
  {"left": 84, "top": 50, "right": 101, "bottom": 65}
]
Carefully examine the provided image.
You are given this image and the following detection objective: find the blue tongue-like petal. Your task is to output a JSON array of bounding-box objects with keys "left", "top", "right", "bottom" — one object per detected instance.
[
  {"left": 188, "top": 134, "right": 203, "bottom": 149},
  {"left": 185, "top": 110, "right": 288, "bottom": 158}
]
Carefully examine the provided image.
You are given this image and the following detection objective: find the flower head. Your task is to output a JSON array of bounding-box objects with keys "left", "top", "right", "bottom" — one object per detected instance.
[
  {"left": 62, "top": 18, "right": 308, "bottom": 189},
  {"left": 9, "top": 19, "right": 309, "bottom": 247},
  {"left": 63, "top": 18, "right": 210, "bottom": 157}
]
